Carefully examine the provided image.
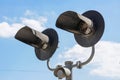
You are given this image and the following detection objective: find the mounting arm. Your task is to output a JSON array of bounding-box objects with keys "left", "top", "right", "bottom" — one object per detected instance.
[
  {"left": 47, "top": 46, "right": 95, "bottom": 80},
  {"left": 47, "top": 59, "right": 56, "bottom": 71},
  {"left": 72, "top": 46, "right": 95, "bottom": 69}
]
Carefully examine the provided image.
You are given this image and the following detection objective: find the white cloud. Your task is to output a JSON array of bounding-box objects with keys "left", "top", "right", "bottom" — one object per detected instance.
[
  {"left": 0, "top": 10, "right": 47, "bottom": 38},
  {"left": 0, "top": 22, "right": 23, "bottom": 38},
  {"left": 58, "top": 44, "right": 92, "bottom": 62},
  {"left": 21, "top": 17, "right": 46, "bottom": 31},
  {"left": 58, "top": 41, "right": 120, "bottom": 78}
]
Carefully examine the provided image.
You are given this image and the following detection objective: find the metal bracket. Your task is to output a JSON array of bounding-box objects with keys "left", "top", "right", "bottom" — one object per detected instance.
[{"left": 47, "top": 46, "right": 95, "bottom": 80}]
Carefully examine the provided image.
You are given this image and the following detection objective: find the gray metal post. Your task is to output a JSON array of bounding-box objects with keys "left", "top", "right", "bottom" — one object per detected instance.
[{"left": 65, "top": 61, "right": 73, "bottom": 80}]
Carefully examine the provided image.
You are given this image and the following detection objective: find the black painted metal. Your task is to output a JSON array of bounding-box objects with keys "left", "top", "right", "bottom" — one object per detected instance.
[
  {"left": 15, "top": 26, "right": 58, "bottom": 60},
  {"left": 56, "top": 11, "right": 81, "bottom": 34},
  {"left": 15, "top": 26, "right": 42, "bottom": 48},
  {"left": 74, "top": 10, "right": 105, "bottom": 47},
  {"left": 56, "top": 10, "right": 105, "bottom": 47},
  {"left": 35, "top": 28, "right": 58, "bottom": 60}
]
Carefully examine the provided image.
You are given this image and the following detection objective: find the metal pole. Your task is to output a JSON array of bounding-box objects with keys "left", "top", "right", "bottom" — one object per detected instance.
[{"left": 65, "top": 61, "right": 73, "bottom": 80}]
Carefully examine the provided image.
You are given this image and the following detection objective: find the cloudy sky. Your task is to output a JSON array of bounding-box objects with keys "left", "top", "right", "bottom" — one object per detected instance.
[{"left": 0, "top": 0, "right": 120, "bottom": 80}]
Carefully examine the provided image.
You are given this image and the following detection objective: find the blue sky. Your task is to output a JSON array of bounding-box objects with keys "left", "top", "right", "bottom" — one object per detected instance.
[{"left": 0, "top": 0, "right": 120, "bottom": 80}]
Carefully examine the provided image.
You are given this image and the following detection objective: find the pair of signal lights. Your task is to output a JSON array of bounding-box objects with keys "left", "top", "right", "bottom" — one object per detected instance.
[{"left": 15, "top": 10, "right": 105, "bottom": 80}]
